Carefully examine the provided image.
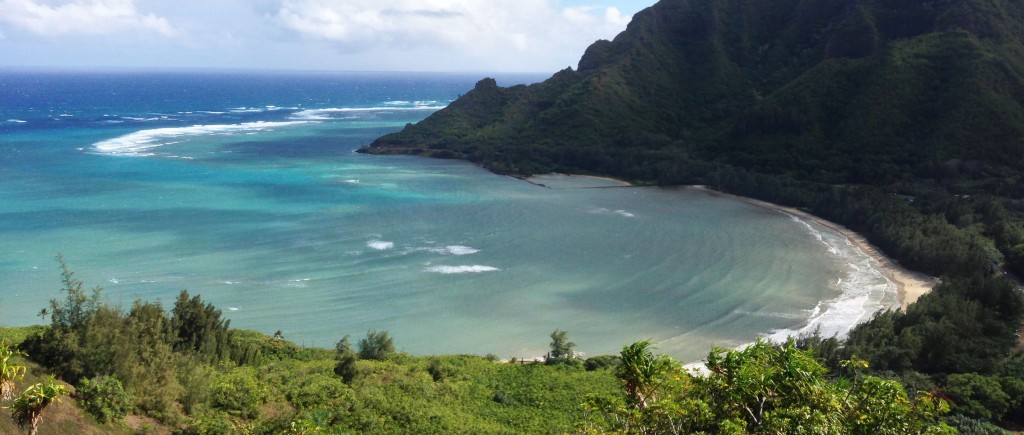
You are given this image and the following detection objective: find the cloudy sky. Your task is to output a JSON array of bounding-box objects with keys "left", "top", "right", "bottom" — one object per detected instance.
[{"left": 0, "top": 0, "right": 654, "bottom": 73}]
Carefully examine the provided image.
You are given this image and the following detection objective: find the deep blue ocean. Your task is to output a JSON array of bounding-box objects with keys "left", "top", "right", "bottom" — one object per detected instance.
[{"left": 0, "top": 70, "right": 897, "bottom": 361}]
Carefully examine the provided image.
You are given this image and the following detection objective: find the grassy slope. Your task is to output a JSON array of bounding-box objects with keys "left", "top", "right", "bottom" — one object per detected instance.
[{"left": 0, "top": 327, "right": 618, "bottom": 434}]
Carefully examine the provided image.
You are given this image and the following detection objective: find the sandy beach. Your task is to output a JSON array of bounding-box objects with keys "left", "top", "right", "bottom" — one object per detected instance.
[{"left": 689, "top": 186, "right": 937, "bottom": 311}]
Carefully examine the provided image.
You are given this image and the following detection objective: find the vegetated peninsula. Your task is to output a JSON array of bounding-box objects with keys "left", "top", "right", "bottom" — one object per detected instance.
[
  {"left": 362, "top": 0, "right": 1024, "bottom": 431},
  {"left": 364, "top": 0, "right": 1024, "bottom": 195}
]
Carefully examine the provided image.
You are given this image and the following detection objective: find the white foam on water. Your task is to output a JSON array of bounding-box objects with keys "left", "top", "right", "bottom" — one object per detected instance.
[
  {"left": 228, "top": 307, "right": 240, "bottom": 311},
  {"left": 383, "top": 100, "right": 443, "bottom": 107},
  {"left": 229, "top": 107, "right": 264, "bottom": 113},
  {"left": 424, "top": 245, "right": 479, "bottom": 255},
  {"left": 122, "top": 116, "right": 172, "bottom": 122},
  {"left": 590, "top": 207, "right": 636, "bottom": 218},
  {"left": 764, "top": 213, "right": 898, "bottom": 342},
  {"left": 367, "top": 240, "right": 394, "bottom": 250},
  {"left": 6, "top": 119, "right": 27, "bottom": 123},
  {"left": 424, "top": 265, "right": 500, "bottom": 274},
  {"left": 290, "top": 105, "right": 446, "bottom": 120},
  {"left": 92, "top": 121, "right": 311, "bottom": 156},
  {"left": 443, "top": 245, "right": 479, "bottom": 255}
]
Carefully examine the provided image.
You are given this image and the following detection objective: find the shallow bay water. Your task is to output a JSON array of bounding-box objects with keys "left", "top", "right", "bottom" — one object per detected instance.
[{"left": 0, "top": 71, "right": 896, "bottom": 361}]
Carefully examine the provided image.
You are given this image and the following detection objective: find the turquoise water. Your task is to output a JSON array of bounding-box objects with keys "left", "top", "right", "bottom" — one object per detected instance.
[{"left": 0, "top": 70, "right": 897, "bottom": 361}]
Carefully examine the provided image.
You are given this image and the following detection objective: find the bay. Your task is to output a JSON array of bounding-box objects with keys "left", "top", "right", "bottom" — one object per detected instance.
[{"left": 0, "top": 70, "right": 896, "bottom": 361}]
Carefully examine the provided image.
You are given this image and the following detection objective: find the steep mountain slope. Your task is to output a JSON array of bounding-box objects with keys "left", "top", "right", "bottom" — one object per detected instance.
[{"left": 363, "top": 0, "right": 1024, "bottom": 192}]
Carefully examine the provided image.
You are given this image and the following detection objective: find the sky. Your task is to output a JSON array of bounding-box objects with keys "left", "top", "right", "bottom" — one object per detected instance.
[{"left": 0, "top": 0, "right": 655, "bottom": 73}]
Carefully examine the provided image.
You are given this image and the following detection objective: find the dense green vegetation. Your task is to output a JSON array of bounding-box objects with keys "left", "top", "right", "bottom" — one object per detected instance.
[
  {"left": 362, "top": 0, "right": 1024, "bottom": 430},
  {"left": 3, "top": 260, "right": 628, "bottom": 433},
  {"left": 0, "top": 261, "right": 958, "bottom": 433}
]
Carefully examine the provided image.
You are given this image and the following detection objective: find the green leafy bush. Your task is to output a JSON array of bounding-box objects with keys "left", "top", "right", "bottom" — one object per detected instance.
[
  {"left": 209, "top": 366, "right": 267, "bottom": 418},
  {"left": 74, "top": 375, "right": 132, "bottom": 423}
]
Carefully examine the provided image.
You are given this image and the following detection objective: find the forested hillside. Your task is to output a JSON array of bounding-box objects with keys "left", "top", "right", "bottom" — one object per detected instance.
[
  {"left": 366, "top": 0, "right": 1024, "bottom": 193},
  {"left": 362, "top": 0, "right": 1024, "bottom": 431}
]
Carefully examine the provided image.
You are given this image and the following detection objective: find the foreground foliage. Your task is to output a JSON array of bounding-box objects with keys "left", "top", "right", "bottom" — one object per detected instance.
[
  {"left": 5, "top": 259, "right": 624, "bottom": 433},
  {"left": 583, "top": 340, "right": 953, "bottom": 434},
  {"left": 0, "top": 259, "right": 976, "bottom": 433},
  {"left": 9, "top": 376, "right": 68, "bottom": 435},
  {"left": 0, "top": 340, "right": 26, "bottom": 401}
]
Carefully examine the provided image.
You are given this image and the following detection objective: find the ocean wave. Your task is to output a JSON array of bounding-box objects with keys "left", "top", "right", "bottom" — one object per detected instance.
[
  {"left": 6, "top": 119, "right": 27, "bottom": 123},
  {"left": 367, "top": 240, "right": 394, "bottom": 250},
  {"left": 424, "top": 265, "right": 500, "bottom": 274},
  {"left": 383, "top": 100, "right": 442, "bottom": 107},
  {"left": 290, "top": 105, "right": 446, "bottom": 120},
  {"left": 122, "top": 116, "right": 174, "bottom": 122},
  {"left": 764, "top": 214, "right": 898, "bottom": 341},
  {"left": 92, "top": 121, "right": 311, "bottom": 156},
  {"left": 428, "top": 245, "right": 479, "bottom": 255},
  {"left": 590, "top": 207, "right": 636, "bottom": 218},
  {"left": 229, "top": 107, "right": 265, "bottom": 113}
]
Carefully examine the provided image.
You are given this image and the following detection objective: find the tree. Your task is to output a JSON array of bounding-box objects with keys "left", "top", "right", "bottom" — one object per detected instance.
[
  {"left": 548, "top": 329, "right": 576, "bottom": 360},
  {"left": 357, "top": 330, "right": 394, "bottom": 361},
  {"left": 9, "top": 376, "right": 68, "bottom": 435},
  {"left": 943, "top": 373, "right": 1012, "bottom": 421},
  {"left": 49, "top": 254, "right": 101, "bottom": 329},
  {"left": 614, "top": 340, "right": 672, "bottom": 410},
  {"left": 0, "top": 340, "right": 26, "bottom": 401},
  {"left": 171, "top": 290, "right": 231, "bottom": 362},
  {"left": 333, "top": 335, "right": 358, "bottom": 383}
]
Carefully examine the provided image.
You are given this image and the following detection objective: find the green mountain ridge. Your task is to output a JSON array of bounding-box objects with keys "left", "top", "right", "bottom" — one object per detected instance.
[{"left": 363, "top": 0, "right": 1024, "bottom": 191}]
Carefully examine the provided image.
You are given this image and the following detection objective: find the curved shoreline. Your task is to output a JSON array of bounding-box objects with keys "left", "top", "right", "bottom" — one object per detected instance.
[
  {"left": 524, "top": 174, "right": 937, "bottom": 311},
  {"left": 690, "top": 185, "right": 938, "bottom": 312}
]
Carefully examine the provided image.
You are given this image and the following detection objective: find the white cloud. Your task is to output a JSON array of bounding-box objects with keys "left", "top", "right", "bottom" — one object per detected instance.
[
  {"left": 0, "top": 0, "right": 178, "bottom": 37},
  {"left": 605, "top": 7, "right": 631, "bottom": 27},
  {"left": 273, "top": 0, "right": 632, "bottom": 69}
]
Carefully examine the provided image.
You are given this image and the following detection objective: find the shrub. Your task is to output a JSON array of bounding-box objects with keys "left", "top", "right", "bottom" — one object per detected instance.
[
  {"left": 210, "top": 367, "right": 267, "bottom": 419},
  {"left": 358, "top": 330, "right": 394, "bottom": 361},
  {"left": 584, "top": 355, "right": 621, "bottom": 371},
  {"left": 75, "top": 375, "right": 133, "bottom": 423}
]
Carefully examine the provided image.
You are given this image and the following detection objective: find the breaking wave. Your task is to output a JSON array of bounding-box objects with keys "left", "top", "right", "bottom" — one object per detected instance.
[{"left": 92, "top": 121, "right": 310, "bottom": 156}]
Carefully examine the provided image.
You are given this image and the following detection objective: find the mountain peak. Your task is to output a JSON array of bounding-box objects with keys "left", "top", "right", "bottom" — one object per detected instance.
[{"left": 363, "top": 0, "right": 1024, "bottom": 188}]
